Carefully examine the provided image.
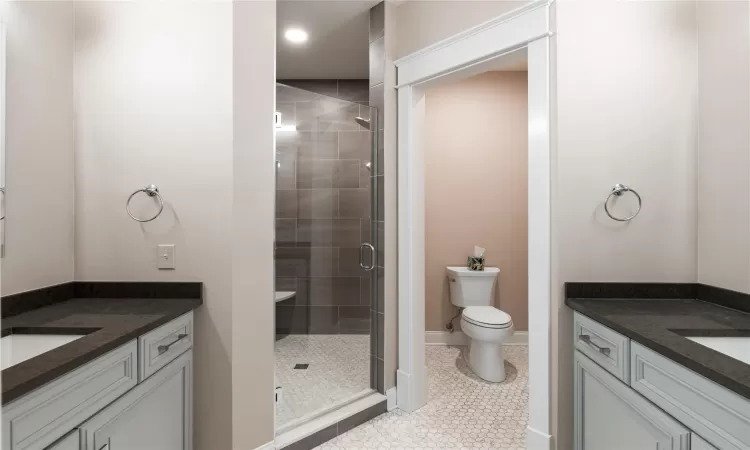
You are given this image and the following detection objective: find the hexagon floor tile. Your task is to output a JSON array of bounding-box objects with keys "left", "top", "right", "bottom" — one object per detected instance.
[
  {"left": 276, "top": 334, "right": 371, "bottom": 428},
  {"left": 316, "top": 345, "right": 529, "bottom": 449}
]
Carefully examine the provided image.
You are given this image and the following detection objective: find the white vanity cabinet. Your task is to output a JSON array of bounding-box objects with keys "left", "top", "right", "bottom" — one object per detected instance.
[
  {"left": 44, "top": 431, "right": 80, "bottom": 450},
  {"left": 80, "top": 350, "right": 192, "bottom": 450},
  {"left": 3, "top": 312, "right": 194, "bottom": 450},
  {"left": 574, "top": 350, "right": 690, "bottom": 450},
  {"left": 573, "top": 311, "right": 747, "bottom": 450}
]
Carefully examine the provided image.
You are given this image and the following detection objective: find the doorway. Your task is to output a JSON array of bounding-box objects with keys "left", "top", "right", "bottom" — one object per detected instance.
[{"left": 394, "top": 2, "right": 553, "bottom": 449}]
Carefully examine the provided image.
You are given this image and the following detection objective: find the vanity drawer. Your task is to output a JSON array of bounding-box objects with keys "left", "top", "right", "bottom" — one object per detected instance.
[
  {"left": 138, "top": 312, "right": 193, "bottom": 381},
  {"left": 573, "top": 312, "right": 630, "bottom": 383},
  {"left": 631, "top": 342, "right": 750, "bottom": 450},
  {"left": 2, "top": 341, "right": 137, "bottom": 450}
]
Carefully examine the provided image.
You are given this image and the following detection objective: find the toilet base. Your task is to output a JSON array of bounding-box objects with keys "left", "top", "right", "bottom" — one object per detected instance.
[{"left": 466, "top": 340, "right": 506, "bottom": 382}]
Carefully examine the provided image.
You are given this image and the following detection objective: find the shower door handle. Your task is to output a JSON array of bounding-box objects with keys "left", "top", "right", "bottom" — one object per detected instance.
[{"left": 359, "top": 243, "right": 375, "bottom": 271}]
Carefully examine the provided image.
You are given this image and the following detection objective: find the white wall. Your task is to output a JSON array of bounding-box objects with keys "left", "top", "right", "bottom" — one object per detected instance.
[
  {"left": 73, "top": 3, "right": 235, "bottom": 448},
  {"left": 0, "top": 1, "right": 75, "bottom": 295},
  {"left": 552, "top": 2, "right": 699, "bottom": 448},
  {"left": 696, "top": 1, "right": 750, "bottom": 294},
  {"left": 394, "top": 1, "right": 528, "bottom": 59},
  {"left": 232, "top": 1, "right": 276, "bottom": 448}
]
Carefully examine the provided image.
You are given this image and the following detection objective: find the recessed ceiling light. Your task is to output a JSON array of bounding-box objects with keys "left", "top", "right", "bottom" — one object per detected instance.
[{"left": 284, "top": 28, "right": 308, "bottom": 44}]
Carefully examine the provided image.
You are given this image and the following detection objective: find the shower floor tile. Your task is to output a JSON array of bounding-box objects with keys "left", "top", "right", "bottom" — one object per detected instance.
[
  {"left": 316, "top": 345, "right": 529, "bottom": 449},
  {"left": 276, "top": 334, "right": 371, "bottom": 429}
]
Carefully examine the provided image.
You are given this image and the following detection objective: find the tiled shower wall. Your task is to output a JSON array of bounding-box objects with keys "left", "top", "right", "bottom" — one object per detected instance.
[{"left": 275, "top": 81, "right": 374, "bottom": 335}]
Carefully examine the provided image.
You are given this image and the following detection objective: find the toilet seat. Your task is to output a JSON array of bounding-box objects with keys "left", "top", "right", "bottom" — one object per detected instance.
[{"left": 462, "top": 306, "right": 512, "bottom": 329}]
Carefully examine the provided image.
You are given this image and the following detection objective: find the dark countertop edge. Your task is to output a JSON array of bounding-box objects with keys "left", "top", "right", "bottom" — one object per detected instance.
[
  {"left": 1, "top": 299, "right": 202, "bottom": 405},
  {"left": 565, "top": 298, "right": 750, "bottom": 401},
  {"left": 564, "top": 282, "right": 750, "bottom": 313},
  {"left": 2, "top": 281, "right": 204, "bottom": 319}
]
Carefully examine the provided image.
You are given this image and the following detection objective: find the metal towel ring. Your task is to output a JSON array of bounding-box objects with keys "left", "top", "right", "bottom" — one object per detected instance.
[
  {"left": 604, "top": 183, "right": 641, "bottom": 222},
  {"left": 126, "top": 184, "right": 164, "bottom": 222}
]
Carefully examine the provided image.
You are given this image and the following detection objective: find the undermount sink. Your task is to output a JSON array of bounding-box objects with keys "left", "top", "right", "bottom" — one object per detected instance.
[
  {"left": 686, "top": 336, "right": 750, "bottom": 365},
  {"left": 275, "top": 291, "right": 296, "bottom": 302},
  {"left": 1, "top": 334, "right": 87, "bottom": 370}
]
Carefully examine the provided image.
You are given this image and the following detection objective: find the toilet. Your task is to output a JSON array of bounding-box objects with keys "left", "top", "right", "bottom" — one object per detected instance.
[{"left": 447, "top": 266, "right": 513, "bottom": 382}]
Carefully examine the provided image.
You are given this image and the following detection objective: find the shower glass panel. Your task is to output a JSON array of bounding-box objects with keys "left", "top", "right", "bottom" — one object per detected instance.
[{"left": 274, "top": 83, "right": 378, "bottom": 432}]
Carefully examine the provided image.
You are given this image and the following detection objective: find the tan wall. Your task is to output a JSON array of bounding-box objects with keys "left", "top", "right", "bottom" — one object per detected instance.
[
  {"left": 394, "top": 1, "right": 529, "bottom": 59},
  {"left": 552, "top": 2, "right": 699, "bottom": 448},
  {"left": 424, "top": 71, "right": 528, "bottom": 332},
  {"left": 73, "top": 3, "right": 236, "bottom": 449},
  {"left": 0, "top": 1, "right": 75, "bottom": 296},
  {"left": 697, "top": 1, "right": 750, "bottom": 294}
]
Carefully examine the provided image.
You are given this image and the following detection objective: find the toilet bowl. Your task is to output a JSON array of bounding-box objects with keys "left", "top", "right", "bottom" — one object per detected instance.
[
  {"left": 460, "top": 306, "right": 513, "bottom": 382},
  {"left": 447, "top": 266, "right": 514, "bottom": 382}
]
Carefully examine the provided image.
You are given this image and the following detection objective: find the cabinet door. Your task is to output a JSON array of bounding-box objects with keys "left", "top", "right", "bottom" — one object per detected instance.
[
  {"left": 45, "top": 431, "right": 79, "bottom": 450},
  {"left": 691, "top": 434, "right": 719, "bottom": 450},
  {"left": 574, "top": 351, "right": 689, "bottom": 450},
  {"left": 81, "top": 350, "right": 192, "bottom": 450}
]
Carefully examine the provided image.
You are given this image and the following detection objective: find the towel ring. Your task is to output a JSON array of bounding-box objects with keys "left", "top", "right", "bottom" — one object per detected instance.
[
  {"left": 126, "top": 184, "right": 164, "bottom": 222},
  {"left": 604, "top": 183, "right": 641, "bottom": 222}
]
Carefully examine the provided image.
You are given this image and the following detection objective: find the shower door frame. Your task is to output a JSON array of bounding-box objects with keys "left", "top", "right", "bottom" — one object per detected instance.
[{"left": 394, "top": 1, "right": 553, "bottom": 449}]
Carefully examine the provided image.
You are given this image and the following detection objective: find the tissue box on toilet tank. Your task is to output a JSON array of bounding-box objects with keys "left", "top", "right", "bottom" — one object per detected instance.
[{"left": 468, "top": 256, "right": 485, "bottom": 271}]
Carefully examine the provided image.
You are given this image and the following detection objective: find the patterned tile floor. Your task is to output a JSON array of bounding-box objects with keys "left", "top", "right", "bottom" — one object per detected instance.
[
  {"left": 276, "top": 334, "right": 371, "bottom": 428},
  {"left": 317, "top": 345, "right": 529, "bottom": 449}
]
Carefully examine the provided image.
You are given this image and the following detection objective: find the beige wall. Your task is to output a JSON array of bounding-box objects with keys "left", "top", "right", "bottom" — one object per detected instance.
[
  {"left": 0, "top": 1, "right": 75, "bottom": 296},
  {"left": 73, "top": 3, "right": 237, "bottom": 449},
  {"left": 552, "top": 2, "right": 699, "bottom": 448},
  {"left": 696, "top": 1, "right": 750, "bottom": 294},
  {"left": 394, "top": 1, "right": 529, "bottom": 59},
  {"left": 424, "top": 71, "right": 528, "bottom": 332}
]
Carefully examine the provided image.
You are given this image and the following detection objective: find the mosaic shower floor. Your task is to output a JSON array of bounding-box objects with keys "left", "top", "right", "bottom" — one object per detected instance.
[
  {"left": 317, "top": 345, "right": 529, "bottom": 449},
  {"left": 276, "top": 334, "right": 371, "bottom": 429}
]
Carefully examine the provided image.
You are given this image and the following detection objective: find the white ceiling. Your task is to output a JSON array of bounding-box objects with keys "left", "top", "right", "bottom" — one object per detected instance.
[{"left": 277, "top": 1, "right": 380, "bottom": 80}]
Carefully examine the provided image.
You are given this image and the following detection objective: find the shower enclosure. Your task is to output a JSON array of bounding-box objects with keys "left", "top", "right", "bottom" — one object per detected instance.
[{"left": 274, "top": 82, "right": 379, "bottom": 431}]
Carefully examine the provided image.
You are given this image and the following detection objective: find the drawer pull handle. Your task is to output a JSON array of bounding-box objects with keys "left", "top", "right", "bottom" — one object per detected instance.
[
  {"left": 158, "top": 333, "right": 188, "bottom": 354},
  {"left": 579, "top": 334, "right": 611, "bottom": 356}
]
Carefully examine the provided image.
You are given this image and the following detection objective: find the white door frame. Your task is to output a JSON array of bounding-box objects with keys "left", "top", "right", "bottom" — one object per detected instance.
[{"left": 394, "top": 2, "right": 554, "bottom": 449}]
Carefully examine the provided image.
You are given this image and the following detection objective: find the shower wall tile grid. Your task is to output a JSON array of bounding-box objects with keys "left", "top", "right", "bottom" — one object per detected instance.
[
  {"left": 275, "top": 80, "right": 374, "bottom": 336},
  {"left": 275, "top": 334, "right": 370, "bottom": 428},
  {"left": 316, "top": 345, "right": 529, "bottom": 449}
]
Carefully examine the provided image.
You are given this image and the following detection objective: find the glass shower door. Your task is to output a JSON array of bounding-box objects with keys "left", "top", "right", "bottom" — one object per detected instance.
[{"left": 274, "top": 83, "right": 378, "bottom": 431}]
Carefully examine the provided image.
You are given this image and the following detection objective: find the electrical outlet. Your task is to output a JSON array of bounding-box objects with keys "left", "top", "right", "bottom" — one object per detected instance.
[{"left": 157, "top": 244, "right": 176, "bottom": 269}]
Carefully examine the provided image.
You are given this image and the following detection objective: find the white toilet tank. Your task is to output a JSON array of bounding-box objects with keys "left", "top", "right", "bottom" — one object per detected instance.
[{"left": 446, "top": 266, "right": 500, "bottom": 307}]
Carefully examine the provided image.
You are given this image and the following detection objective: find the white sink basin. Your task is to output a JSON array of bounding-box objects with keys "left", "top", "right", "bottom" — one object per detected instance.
[
  {"left": 1, "top": 334, "right": 86, "bottom": 370},
  {"left": 275, "top": 291, "right": 296, "bottom": 302},
  {"left": 686, "top": 336, "right": 750, "bottom": 365}
]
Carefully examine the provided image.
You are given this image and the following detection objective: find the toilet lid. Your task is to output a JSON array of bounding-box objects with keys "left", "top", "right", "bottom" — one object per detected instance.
[{"left": 462, "top": 306, "right": 512, "bottom": 329}]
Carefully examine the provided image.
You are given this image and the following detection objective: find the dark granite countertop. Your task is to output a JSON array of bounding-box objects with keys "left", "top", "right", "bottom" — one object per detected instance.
[
  {"left": 566, "top": 287, "right": 750, "bottom": 401},
  {"left": 1, "top": 283, "right": 202, "bottom": 405}
]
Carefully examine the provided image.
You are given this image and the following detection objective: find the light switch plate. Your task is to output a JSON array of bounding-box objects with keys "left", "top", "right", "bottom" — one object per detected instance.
[{"left": 157, "top": 244, "right": 176, "bottom": 269}]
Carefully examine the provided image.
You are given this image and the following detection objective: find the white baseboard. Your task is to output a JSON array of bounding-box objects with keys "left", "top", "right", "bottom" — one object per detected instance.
[
  {"left": 386, "top": 387, "right": 398, "bottom": 411},
  {"left": 526, "top": 426, "right": 554, "bottom": 450},
  {"left": 425, "top": 330, "right": 528, "bottom": 346},
  {"left": 507, "top": 331, "right": 529, "bottom": 345},
  {"left": 425, "top": 330, "right": 468, "bottom": 346}
]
